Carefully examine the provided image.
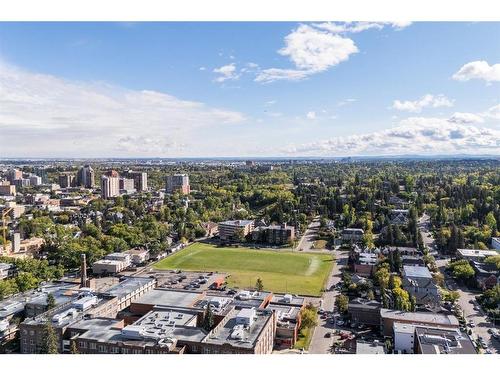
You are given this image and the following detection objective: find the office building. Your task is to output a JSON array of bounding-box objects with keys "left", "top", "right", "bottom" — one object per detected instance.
[
  {"left": 394, "top": 323, "right": 476, "bottom": 354},
  {"left": 28, "top": 175, "right": 42, "bottom": 186},
  {"left": 58, "top": 173, "right": 75, "bottom": 188},
  {"left": 348, "top": 298, "right": 382, "bottom": 326},
  {"left": 166, "top": 174, "right": 190, "bottom": 195},
  {"left": 0, "top": 184, "right": 16, "bottom": 196},
  {"left": 128, "top": 171, "right": 148, "bottom": 191},
  {"left": 252, "top": 223, "right": 295, "bottom": 245},
  {"left": 119, "top": 178, "right": 136, "bottom": 194},
  {"left": 380, "top": 309, "right": 459, "bottom": 337},
  {"left": 6, "top": 169, "right": 22, "bottom": 183},
  {"left": 101, "top": 172, "right": 120, "bottom": 199},
  {"left": 201, "top": 306, "right": 276, "bottom": 354},
  {"left": 13, "top": 178, "right": 31, "bottom": 188},
  {"left": 76, "top": 165, "right": 95, "bottom": 188},
  {"left": 92, "top": 253, "right": 131, "bottom": 275},
  {"left": 218, "top": 220, "right": 255, "bottom": 242}
]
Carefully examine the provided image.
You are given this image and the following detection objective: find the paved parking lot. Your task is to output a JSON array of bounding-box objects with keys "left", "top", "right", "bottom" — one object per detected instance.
[{"left": 137, "top": 268, "right": 227, "bottom": 292}]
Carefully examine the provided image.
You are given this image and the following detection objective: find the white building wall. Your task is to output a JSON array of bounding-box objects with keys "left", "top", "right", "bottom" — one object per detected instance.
[{"left": 394, "top": 325, "right": 416, "bottom": 354}]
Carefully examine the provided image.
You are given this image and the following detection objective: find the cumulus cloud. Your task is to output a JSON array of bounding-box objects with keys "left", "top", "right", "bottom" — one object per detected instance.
[
  {"left": 279, "top": 25, "right": 358, "bottom": 71},
  {"left": 283, "top": 116, "right": 500, "bottom": 156},
  {"left": 0, "top": 62, "right": 245, "bottom": 157},
  {"left": 448, "top": 112, "right": 484, "bottom": 124},
  {"left": 391, "top": 94, "right": 454, "bottom": 113},
  {"left": 452, "top": 61, "right": 500, "bottom": 83},
  {"left": 213, "top": 63, "right": 240, "bottom": 82},
  {"left": 255, "top": 22, "right": 411, "bottom": 84},
  {"left": 255, "top": 24, "right": 358, "bottom": 83}
]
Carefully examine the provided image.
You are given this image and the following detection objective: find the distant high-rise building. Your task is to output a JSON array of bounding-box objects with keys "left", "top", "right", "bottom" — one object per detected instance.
[
  {"left": 29, "top": 175, "right": 42, "bottom": 186},
  {"left": 33, "top": 167, "right": 48, "bottom": 184},
  {"left": 58, "top": 173, "right": 75, "bottom": 188},
  {"left": 101, "top": 174, "right": 120, "bottom": 199},
  {"left": 166, "top": 174, "right": 190, "bottom": 195},
  {"left": 119, "top": 177, "right": 136, "bottom": 193},
  {"left": 128, "top": 171, "right": 148, "bottom": 191},
  {"left": 76, "top": 165, "right": 95, "bottom": 188},
  {"left": 7, "top": 168, "right": 22, "bottom": 183},
  {"left": 104, "top": 170, "right": 120, "bottom": 178},
  {"left": 13, "top": 178, "right": 30, "bottom": 188},
  {"left": 0, "top": 183, "right": 16, "bottom": 196}
]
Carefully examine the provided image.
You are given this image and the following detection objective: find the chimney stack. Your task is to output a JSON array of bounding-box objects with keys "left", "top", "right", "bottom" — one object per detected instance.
[{"left": 80, "top": 253, "right": 88, "bottom": 288}]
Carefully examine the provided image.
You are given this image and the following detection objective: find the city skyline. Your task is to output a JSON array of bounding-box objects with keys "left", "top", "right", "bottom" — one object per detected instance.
[{"left": 0, "top": 22, "right": 499, "bottom": 158}]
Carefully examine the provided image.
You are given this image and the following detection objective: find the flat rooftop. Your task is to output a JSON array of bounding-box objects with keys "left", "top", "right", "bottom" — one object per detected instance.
[
  {"left": 267, "top": 303, "right": 300, "bottom": 322},
  {"left": 457, "top": 248, "right": 498, "bottom": 258},
  {"left": 415, "top": 326, "right": 476, "bottom": 354},
  {"left": 132, "top": 288, "right": 203, "bottom": 309},
  {"left": 0, "top": 282, "right": 78, "bottom": 319},
  {"left": 270, "top": 294, "right": 305, "bottom": 307},
  {"left": 356, "top": 340, "right": 386, "bottom": 354},
  {"left": 193, "top": 296, "right": 234, "bottom": 314},
  {"left": 77, "top": 308, "right": 206, "bottom": 346},
  {"left": 219, "top": 220, "right": 254, "bottom": 226},
  {"left": 380, "top": 309, "right": 459, "bottom": 326},
  {"left": 69, "top": 317, "right": 122, "bottom": 333},
  {"left": 102, "top": 277, "right": 154, "bottom": 299},
  {"left": 24, "top": 295, "right": 112, "bottom": 328},
  {"left": 203, "top": 307, "right": 273, "bottom": 350},
  {"left": 403, "top": 265, "right": 432, "bottom": 279},
  {"left": 393, "top": 322, "right": 417, "bottom": 334}
]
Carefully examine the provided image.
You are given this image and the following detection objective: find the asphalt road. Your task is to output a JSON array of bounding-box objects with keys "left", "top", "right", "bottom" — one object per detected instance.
[
  {"left": 308, "top": 249, "right": 349, "bottom": 354},
  {"left": 296, "top": 217, "right": 320, "bottom": 252}
]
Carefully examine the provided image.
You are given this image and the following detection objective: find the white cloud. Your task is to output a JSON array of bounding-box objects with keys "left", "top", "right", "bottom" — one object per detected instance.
[
  {"left": 482, "top": 103, "right": 500, "bottom": 120},
  {"left": 199, "top": 66, "right": 206, "bottom": 71},
  {"left": 0, "top": 62, "right": 246, "bottom": 157},
  {"left": 448, "top": 112, "right": 484, "bottom": 124},
  {"left": 255, "top": 24, "right": 358, "bottom": 83},
  {"left": 255, "top": 22, "right": 411, "bottom": 84},
  {"left": 391, "top": 94, "right": 454, "bottom": 113},
  {"left": 452, "top": 61, "right": 500, "bottom": 83},
  {"left": 337, "top": 98, "right": 357, "bottom": 107},
  {"left": 213, "top": 63, "right": 240, "bottom": 82},
  {"left": 279, "top": 25, "right": 358, "bottom": 71},
  {"left": 313, "top": 21, "right": 412, "bottom": 34},
  {"left": 255, "top": 68, "right": 312, "bottom": 83},
  {"left": 306, "top": 111, "right": 316, "bottom": 120},
  {"left": 283, "top": 116, "right": 500, "bottom": 156}
]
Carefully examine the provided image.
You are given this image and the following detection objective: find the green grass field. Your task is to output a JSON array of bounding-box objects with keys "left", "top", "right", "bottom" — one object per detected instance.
[{"left": 154, "top": 242, "right": 333, "bottom": 296}]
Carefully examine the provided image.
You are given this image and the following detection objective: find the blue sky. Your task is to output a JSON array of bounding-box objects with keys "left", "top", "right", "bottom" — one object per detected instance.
[{"left": 0, "top": 22, "right": 499, "bottom": 157}]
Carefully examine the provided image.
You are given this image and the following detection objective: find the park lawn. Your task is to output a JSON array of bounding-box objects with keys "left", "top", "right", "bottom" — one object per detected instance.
[{"left": 154, "top": 242, "right": 333, "bottom": 296}]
